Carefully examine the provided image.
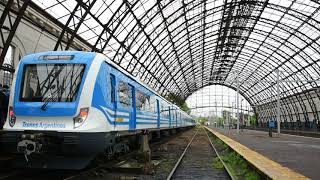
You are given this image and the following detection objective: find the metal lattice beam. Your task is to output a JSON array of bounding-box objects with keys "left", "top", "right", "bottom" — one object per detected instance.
[
  {"left": 3, "top": 0, "right": 320, "bottom": 127},
  {"left": 0, "top": 0, "right": 31, "bottom": 65}
]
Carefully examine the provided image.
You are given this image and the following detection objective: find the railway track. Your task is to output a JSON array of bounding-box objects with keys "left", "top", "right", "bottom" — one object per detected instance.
[
  {"left": 61, "top": 129, "right": 196, "bottom": 180},
  {"left": 62, "top": 151, "right": 143, "bottom": 180},
  {"left": 0, "top": 142, "right": 161, "bottom": 180},
  {"left": 167, "top": 127, "right": 234, "bottom": 180},
  {"left": 2, "top": 127, "right": 233, "bottom": 180},
  {"left": 0, "top": 169, "right": 76, "bottom": 180}
]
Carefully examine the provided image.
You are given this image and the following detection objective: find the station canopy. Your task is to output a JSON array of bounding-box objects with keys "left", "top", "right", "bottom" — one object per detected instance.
[{"left": 32, "top": 0, "right": 320, "bottom": 106}]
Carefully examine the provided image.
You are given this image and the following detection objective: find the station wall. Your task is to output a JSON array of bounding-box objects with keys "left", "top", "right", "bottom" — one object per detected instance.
[{"left": 256, "top": 89, "right": 320, "bottom": 129}]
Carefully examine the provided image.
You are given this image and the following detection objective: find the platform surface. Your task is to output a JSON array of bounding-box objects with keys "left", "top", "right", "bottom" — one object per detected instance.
[{"left": 210, "top": 127, "right": 320, "bottom": 179}]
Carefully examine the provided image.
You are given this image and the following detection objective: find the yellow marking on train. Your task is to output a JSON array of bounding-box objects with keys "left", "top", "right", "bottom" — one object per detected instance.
[
  {"left": 204, "top": 126, "right": 310, "bottom": 180},
  {"left": 115, "top": 118, "right": 124, "bottom": 122}
]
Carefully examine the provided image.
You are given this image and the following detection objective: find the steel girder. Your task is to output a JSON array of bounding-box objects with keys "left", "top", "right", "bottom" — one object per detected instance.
[
  {"left": 0, "top": 0, "right": 31, "bottom": 67},
  {"left": 2, "top": 0, "right": 320, "bottom": 126},
  {"left": 53, "top": 0, "right": 97, "bottom": 50}
]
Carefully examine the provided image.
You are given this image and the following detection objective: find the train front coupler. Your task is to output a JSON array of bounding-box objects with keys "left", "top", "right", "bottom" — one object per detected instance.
[{"left": 17, "top": 133, "right": 43, "bottom": 162}]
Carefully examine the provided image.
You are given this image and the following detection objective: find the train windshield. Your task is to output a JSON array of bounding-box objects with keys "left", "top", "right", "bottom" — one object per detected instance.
[{"left": 20, "top": 64, "right": 86, "bottom": 102}]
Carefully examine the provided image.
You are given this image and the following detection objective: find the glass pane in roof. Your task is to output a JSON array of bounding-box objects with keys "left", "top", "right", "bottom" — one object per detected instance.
[
  {"left": 261, "top": 7, "right": 283, "bottom": 22},
  {"left": 24, "top": 0, "right": 320, "bottom": 109},
  {"left": 275, "top": 0, "right": 292, "bottom": 8}
]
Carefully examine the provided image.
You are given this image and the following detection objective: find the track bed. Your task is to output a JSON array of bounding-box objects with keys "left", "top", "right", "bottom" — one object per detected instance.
[{"left": 169, "top": 128, "right": 231, "bottom": 180}]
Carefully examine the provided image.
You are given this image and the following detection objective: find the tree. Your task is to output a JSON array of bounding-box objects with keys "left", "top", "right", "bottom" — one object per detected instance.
[
  {"left": 249, "top": 114, "right": 257, "bottom": 126},
  {"left": 217, "top": 117, "right": 224, "bottom": 126},
  {"left": 222, "top": 110, "right": 231, "bottom": 120},
  {"left": 166, "top": 93, "right": 191, "bottom": 114},
  {"left": 196, "top": 117, "right": 208, "bottom": 125}
]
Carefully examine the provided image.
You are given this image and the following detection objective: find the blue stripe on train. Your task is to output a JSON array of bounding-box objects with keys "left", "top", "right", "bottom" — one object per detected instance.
[{"left": 136, "top": 122, "right": 157, "bottom": 124}]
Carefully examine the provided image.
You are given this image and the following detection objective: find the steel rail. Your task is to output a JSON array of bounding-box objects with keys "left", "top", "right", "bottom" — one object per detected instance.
[
  {"left": 203, "top": 126, "right": 235, "bottom": 180},
  {"left": 0, "top": 170, "right": 23, "bottom": 180},
  {"left": 166, "top": 129, "right": 199, "bottom": 180},
  {"left": 63, "top": 149, "right": 139, "bottom": 180},
  {"left": 167, "top": 127, "right": 233, "bottom": 180},
  {"left": 64, "top": 128, "right": 194, "bottom": 180}
]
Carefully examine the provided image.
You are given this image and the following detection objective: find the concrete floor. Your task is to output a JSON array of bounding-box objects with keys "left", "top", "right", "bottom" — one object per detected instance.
[{"left": 212, "top": 127, "right": 320, "bottom": 179}]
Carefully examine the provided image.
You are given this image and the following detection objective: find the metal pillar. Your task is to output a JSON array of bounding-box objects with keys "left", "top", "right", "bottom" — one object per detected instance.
[
  {"left": 215, "top": 102, "right": 217, "bottom": 120},
  {"left": 247, "top": 107, "right": 250, "bottom": 126},
  {"left": 0, "top": 0, "right": 31, "bottom": 66},
  {"left": 227, "top": 88, "right": 230, "bottom": 128},
  {"left": 241, "top": 99, "right": 244, "bottom": 131},
  {"left": 236, "top": 72, "right": 240, "bottom": 134},
  {"left": 276, "top": 69, "right": 281, "bottom": 136},
  {"left": 232, "top": 102, "right": 235, "bottom": 126}
]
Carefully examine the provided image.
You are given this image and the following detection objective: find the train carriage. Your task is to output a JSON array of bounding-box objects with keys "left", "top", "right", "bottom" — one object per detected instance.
[{"left": 0, "top": 51, "right": 195, "bottom": 169}]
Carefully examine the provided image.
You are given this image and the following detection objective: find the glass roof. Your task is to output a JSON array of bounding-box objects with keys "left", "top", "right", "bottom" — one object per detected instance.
[
  {"left": 31, "top": 0, "right": 320, "bottom": 106},
  {"left": 186, "top": 85, "right": 252, "bottom": 118}
]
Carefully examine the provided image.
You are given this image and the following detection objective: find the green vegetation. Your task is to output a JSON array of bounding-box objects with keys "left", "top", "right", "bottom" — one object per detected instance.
[
  {"left": 213, "top": 137, "right": 224, "bottom": 146},
  {"left": 166, "top": 93, "right": 191, "bottom": 114},
  {"left": 217, "top": 110, "right": 238, "bottom": 127},
  {"left": 222, "top": 110, "right": 230, "bottom": 120},
  {"left": 206, "top": 129, "right": 261, "bottom": 180},
  {"left": 196, "top": 117, "right": 208, "bottom": 125},
  {"left": 249, "top": 114, "right": 257, "bottom": 126},
  {"left": 245, "top": 171, "right": 261, "bottom": 180},
  {"left": 212, "top": 157, "right": 224, "bottom": 169},
  {"left": 158, "top": 158, "right": 175, "bottom": 172}
]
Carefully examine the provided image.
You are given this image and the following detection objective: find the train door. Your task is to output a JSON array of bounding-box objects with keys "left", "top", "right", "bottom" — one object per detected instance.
[
  {"left": 129, "top": 84, "right": 136, "bottom": 130},
  {"left": 156, "top": 99, "right": 160, "bottom": 128},
  {"left": 110, "top": 74, "right": 117, "bottom": 129},
  {"left": 175, "top": 109, "right": 178, "bottom": 127},
  {"left": 168, "top": 106, "right": 171, "bottom": 128},
  {"left": 172, "top": 107, "right": 175, "bottom": 127}
]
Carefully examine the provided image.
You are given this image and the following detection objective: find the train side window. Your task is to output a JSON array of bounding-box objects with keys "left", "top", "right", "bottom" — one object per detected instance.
[
  {"left": 136, "top": 90, "right": 150, "bottom": 111},
  {"left": 149, "top": 96, "right": 157, "bottom": 113},
  {"left": 118, "top": 81, "right": 132, "bottom": 107},
  {"left": 161, "top": 103, "right": 169, "bottom": 118},
  {"left": 109, "top": 74, "right": 116, "bottom": 103}
]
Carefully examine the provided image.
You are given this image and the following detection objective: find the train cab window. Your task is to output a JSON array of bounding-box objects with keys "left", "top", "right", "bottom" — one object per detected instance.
[
  {"left": 109, "top": 74, "right": 116, "bottom": 103},
  {"left": 20, "top": 64, "right": 85, "bottom": 102},
  {"left": 118, "top": 81, "right": 132, "bottom": 107},
  {"left": 136, "top": 90, "right": 150, "bottom": 111}
]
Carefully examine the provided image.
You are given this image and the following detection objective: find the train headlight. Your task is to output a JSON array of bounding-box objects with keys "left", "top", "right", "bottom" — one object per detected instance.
[
  {"left": 73, "top": 107, "right": 89, "bottom": 128},
  {"left": 9, "top": 106, "right": 16, "bottom": 127}
]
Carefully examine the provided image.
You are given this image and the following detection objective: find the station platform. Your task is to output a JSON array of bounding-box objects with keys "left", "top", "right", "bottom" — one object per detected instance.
[{"left": 208, "top": 127, "right": 319, "bottom": 179}]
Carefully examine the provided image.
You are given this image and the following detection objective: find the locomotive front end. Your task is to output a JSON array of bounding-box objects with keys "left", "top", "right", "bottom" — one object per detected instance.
[{"left": 0, "top": 52, "right": 105, "bottom": 169}]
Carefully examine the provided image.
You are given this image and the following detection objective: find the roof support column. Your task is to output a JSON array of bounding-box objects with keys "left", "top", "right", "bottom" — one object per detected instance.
[
  {"left": 236, "top": 71, "right": 240, "bottom": 134},
  {"left": 0, "top": 0, "right": 31, "bottom": 66},
  {"left": 276, "top": 69, "right": 281, "bottom": 136}
]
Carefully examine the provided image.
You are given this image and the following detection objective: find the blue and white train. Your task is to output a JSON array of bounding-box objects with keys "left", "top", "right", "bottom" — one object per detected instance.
[{"left": 0, "top": 51, "right": 195, "bottom": 169}]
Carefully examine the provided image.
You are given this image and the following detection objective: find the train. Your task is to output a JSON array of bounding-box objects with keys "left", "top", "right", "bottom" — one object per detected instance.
[{"left": 0, "top": 51, "right": 195, "bottom": 169}]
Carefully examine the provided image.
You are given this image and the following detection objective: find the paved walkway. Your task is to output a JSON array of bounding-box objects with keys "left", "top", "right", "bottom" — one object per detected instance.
[{"left": 211, "top": 127, "right": 320, "bottom": 179}]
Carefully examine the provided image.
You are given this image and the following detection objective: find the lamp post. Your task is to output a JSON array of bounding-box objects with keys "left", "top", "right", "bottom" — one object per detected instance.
[
  {"left": 231, "top": 102, "right": 235, "bottom": 128},
  {"left": 241, "top": 99, "right": 244, "bottom": 131},
  {"left": 236, "top": 72, "right": 240, "bottom": 134},
  {"left": 276, "top": 69, "right": 281, "bottom": 136},
  {"left": 247, "top": 106, "right": 250, "bottom": 127}
]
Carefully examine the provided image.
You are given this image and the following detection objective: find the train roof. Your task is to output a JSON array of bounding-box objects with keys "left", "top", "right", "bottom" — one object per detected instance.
[
  {"left": 104, "top": 55, "right": 191, "bottom": 117},
  {"left": 22, "top": 51, "right": 96, "bottom": 63},
  {"left": 102, "top": 53, "right": 173, "bottom": 106}
]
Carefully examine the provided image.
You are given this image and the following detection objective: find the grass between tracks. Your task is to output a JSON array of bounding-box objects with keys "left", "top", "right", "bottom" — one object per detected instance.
[{"left": 206, "top": 129, "right": 261, "bottom": 180}]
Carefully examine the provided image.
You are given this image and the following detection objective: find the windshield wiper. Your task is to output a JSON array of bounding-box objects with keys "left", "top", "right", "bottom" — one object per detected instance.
[
  {"left": 40, "top": 70, "right": 74, "bottom": 110},
  {"left": 39, "top": 65, "right": 83, "bottom": 110},
  {"left": 40, "top": 86, "right": 61, "bottom": 111},
  {"left": 39, "top": 64, "right": 64, "bottom": 96}
]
